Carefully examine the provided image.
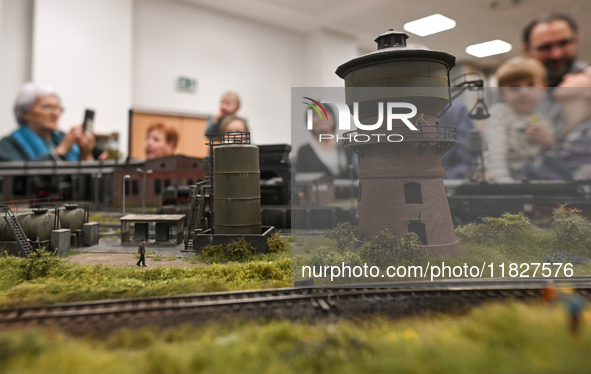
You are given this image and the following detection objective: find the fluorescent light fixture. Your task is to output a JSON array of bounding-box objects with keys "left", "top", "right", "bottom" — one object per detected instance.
[
  {"left": 466, "top": 40, "right": 512, "bottom": 58},
  {"left": 403, "top": 14, "right": 456, "bottom": 37}
]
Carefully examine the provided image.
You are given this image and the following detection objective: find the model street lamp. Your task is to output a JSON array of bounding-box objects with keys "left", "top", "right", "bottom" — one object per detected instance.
[
  {"left": 122, "top": 175, "right": 130, "bottom": 215},
  {"left": 136, "top": 168, "right": 153, "bottom": 214},
  {"left": 92, "top": 172, "right": 102, "bottom": 210}
]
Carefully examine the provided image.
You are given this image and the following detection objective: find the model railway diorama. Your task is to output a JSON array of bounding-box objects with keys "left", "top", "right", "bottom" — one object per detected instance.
[
  {"left": 1, "top": 25, "right": 590, "bottom": 374},
  {"left": 3, "top": 136, "right": 591, "bottom": 256}
]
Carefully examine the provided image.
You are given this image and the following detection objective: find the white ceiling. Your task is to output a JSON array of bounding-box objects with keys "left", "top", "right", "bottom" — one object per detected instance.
[{"left": 180, "top": 0, "right": 591, "bottom": 71}]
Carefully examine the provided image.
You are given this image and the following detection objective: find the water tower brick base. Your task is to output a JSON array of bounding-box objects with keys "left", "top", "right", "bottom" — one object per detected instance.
[{"left": 355, "top": 141, "right": 460, "bottom": 256}]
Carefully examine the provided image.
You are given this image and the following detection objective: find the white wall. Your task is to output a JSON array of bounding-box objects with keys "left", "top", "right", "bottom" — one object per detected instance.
[
  {"left": 0, "top": 0, "right": 33, "bottom": 138},
  {"left": 305, "top": 31, "right": 358, "bottom": 87},
  {"left": 133, "top": 0, "right": 312, "bottom": 145},
  {"left": 32, "top": 0, "right": 132, "bottom": 153},
  {"left": 0, "top": 0, "right": 361, "bottom": 151},
  {"left": 291, "top": 30, "right": 358, "bottom": 153}
]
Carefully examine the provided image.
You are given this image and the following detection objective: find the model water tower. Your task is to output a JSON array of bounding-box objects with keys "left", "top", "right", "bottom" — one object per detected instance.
[{"left": 336, "top": 30, "right": 460, "bottom": 256}]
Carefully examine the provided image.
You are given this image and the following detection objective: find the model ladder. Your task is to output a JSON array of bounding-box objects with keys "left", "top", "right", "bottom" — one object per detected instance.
[
  {"left": 0, "top": 205, "right": 33, "bottom": 256},
  {"left": 184, "top": 182, "right": 210, "bottom": 249},
  {"left": 184, "top": 185, "right": 199, "bottom": 249}
]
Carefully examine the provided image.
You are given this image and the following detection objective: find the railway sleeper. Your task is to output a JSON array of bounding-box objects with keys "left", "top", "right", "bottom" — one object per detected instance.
[{"left": 316, "top": 298, "right": 330, "bottom": 311}]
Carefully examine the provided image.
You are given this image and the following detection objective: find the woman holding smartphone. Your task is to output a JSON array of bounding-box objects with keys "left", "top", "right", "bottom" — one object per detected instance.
[{"left": 0, "top": 83, "right": 95, "bottom": 161}]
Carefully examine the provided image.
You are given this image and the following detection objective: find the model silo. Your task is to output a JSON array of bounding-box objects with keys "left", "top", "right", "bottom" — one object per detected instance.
[{"left": 213, "top": 140, "right": 261, "bottom": 235}]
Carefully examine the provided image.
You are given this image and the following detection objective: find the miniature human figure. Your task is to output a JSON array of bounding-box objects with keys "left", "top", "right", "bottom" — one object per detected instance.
[
  {"left": 559, "top": 288, "right": 587, "bottom": 336},
  {"left": 26, "top": 238, "right": 34, "bottom": 252},
  {"left": 136, "top": 239, "right": 146, "bottom": 267},
  {"left": 296, "top": 105, "right": 357, "bottom": 179},
  {"left": 219, "top": 115, "right": 249, "bottom": 133},
  {"left": 0, "top": 83, "right": 95, "bottom": 161},
  {"left": 542, "top": 284, "right": 587, "bottom": 336},
  {"left": 542, "top": 280, "right": 557, "bottom": 303},
  {"left": 485, "top": 56, "right": 555, "bottom": 181},
  {"left": 145, "top": 123, "right": 179, "bottom": 159},
  {"left": 205, "top": 92, "right": 241, "bottom": 134}
]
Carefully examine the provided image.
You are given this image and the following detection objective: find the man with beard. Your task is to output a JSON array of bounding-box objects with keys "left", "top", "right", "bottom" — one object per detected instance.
[
  {"left": 522, "top": 14, "right": 587, "bottom": 87},
  {"left": 521, "top": 14, "right": 589, "bottom": 150}
]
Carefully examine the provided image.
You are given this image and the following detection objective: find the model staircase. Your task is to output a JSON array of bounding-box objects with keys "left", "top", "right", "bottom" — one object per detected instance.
[
  {"left": 184, "top": 182, "right": 211, "bottom": 249},
  {"left": 1, "top": 205, "right": 33, "bottom": 257},
  {"left": 184, "top": 185, "right": 199, "bottom": 249}
]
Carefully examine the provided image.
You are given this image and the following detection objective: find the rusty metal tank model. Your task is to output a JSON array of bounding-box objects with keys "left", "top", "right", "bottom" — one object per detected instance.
[
  {"left": 0, "top": 209, "right": 58, "bottom": 241},
  {"left": 336, "top": 30, "right": 460, "bottom": 256}
]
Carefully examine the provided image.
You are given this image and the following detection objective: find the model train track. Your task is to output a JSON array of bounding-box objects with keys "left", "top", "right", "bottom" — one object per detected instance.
[{"left": 1, "top": 277, "right": 589, "bottom": 335}]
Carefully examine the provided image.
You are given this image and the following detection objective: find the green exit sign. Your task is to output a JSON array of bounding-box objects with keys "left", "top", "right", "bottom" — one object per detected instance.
[{"left": 177, "top": 77, "right": 197, "bottom": 93}]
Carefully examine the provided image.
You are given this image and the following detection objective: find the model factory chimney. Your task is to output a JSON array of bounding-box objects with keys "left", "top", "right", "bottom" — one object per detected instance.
[{"left": 336, "top": 30, "right": 460, "bottom": 256}]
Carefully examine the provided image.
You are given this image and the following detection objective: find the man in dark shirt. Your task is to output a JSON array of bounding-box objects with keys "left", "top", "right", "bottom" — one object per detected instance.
[{"left": 137, "top": 239, "right": 146, "bottom": 267}]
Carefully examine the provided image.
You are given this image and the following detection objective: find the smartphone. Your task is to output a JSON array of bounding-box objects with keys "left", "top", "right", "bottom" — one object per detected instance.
[{"left": 83, "top": 109, "right": 95, "bottom": 133}]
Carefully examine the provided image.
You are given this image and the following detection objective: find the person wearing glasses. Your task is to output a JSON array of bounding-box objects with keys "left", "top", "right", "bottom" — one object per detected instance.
[
  {"left": 0, "top": 83, "right": 95, "bottom": 161},
  {"left": 521, "top": 14, "right": 589, "bottom": 149},
  {"left": 522, "top": 14, "right": 587, "bottom": 88}
]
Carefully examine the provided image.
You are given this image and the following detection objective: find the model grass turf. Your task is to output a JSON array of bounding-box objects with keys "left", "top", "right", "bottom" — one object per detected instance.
[
  {"left": 197, "top": 233, "right": 289, "bottom": 264},
  {"left": 2, "top": 210, "right": 591, "bottom": 304},
  {"left": 292, "top": 209, "right": 591, "bottom": 284},
  {"left": 1, "top": 302, "right": 590, "bottom": 373},
  {"left": 0, "top": 252, "right": 291, "bottom": 307},
  {"left": 0, "top": 235, "right": 290, "bottom": 307}
]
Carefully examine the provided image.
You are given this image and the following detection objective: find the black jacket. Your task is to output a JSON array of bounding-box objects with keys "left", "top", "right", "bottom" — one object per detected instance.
[{"left": 296, "top": 143, "right": 357, "bottom": 179}]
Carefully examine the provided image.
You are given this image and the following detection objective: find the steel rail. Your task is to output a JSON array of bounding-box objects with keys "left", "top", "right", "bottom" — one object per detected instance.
[
  {"left": 1, "top": 276, "right": 587, "bottom": 317},
  {"left": 1, "top": 277, "right": 589, "bottom": 334}
]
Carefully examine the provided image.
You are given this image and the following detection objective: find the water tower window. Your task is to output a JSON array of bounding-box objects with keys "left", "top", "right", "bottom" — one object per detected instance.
[
  {"left": 154, "top": 179, "right": 162, "bottom": 195},
  {"left": 404, "top": 183, "right": 422, "bottom": 204},
  {"left": 164, "top": 179, "right": 171, "bottom": 188},
  {"left": 408, "top": 221, "right": 427, "bottom": 245}
]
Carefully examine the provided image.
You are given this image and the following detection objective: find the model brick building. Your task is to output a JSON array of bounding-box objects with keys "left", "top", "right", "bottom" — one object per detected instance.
[{"left": 113, "top": 155, "right": 206, "bottom": 207}]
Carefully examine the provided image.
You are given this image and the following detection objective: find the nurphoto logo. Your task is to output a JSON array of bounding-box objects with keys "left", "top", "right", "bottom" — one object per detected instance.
[{"left": 303, "top": 97, "right": 419, "bottom": 143}]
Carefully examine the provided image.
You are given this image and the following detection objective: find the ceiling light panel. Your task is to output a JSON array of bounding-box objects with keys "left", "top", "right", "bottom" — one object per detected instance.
[
  {"left": 403, "top": 14, "right": 456, "bottom": 37},
  {"left": 465, "top": 40, "right": 512, "bottom": 58}
]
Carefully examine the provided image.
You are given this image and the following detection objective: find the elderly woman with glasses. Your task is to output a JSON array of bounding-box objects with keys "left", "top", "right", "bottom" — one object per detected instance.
[{"left": 0, "top": 83, "right": 95, "bottom": 161}]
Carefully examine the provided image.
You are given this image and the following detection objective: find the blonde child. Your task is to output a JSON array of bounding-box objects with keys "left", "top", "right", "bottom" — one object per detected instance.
[{"left": 485, "top": 56, "right": 554, "bottom": 181}]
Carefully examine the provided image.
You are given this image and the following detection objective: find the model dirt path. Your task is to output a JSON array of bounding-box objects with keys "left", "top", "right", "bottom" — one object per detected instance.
[{"left": 64, "top": 253, "right": 205, "bottom": 268}]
